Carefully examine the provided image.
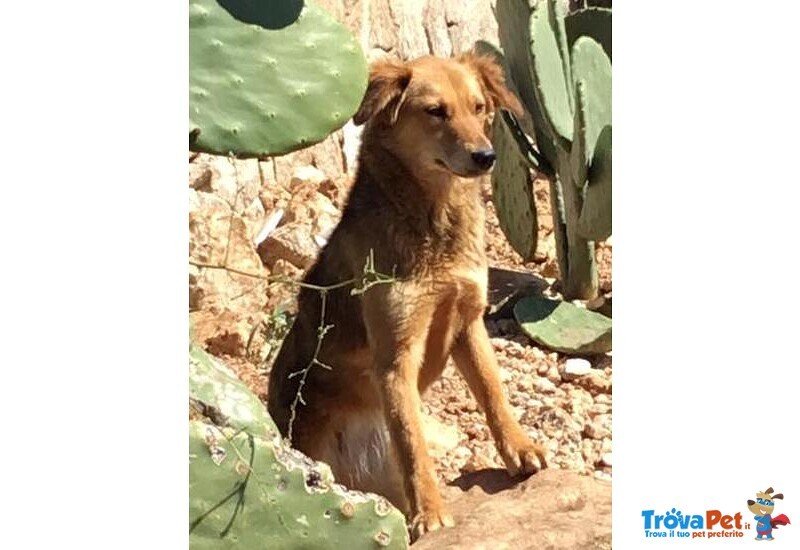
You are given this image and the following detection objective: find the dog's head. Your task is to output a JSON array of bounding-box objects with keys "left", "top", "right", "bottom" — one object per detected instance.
[
  {"left": 353, "top": 53, "right": 522, "bottom": 179},
  {"left": 747, "top": 487, "right": 784, "bottom": 516}
]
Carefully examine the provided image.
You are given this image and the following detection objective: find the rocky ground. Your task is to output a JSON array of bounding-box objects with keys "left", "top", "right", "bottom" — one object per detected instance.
[{"left": 190, "top": 152, "right": 612, "bottom": 491}]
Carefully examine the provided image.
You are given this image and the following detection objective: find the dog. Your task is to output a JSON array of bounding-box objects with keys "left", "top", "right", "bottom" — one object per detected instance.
[
  {"left": 267, "top": 52, "right": 547, "bottom": 539},
  {"left": 747, "top": 487, "right": 790, "bottom": 541}
]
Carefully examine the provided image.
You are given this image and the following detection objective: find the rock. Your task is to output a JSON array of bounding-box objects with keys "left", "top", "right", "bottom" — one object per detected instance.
[
  {"left": 460, "top": 453, "right": 498, "bottom": 474},
  {"left": 594, "top": 470, "right": 612, "bottom": 482},
  {"left": 600, "top": 453, "right": 612, "bottom": 467},
  {"left": 189, "top": 178, "right": 272, "bottom": 360},
  {"left": 546, "top": 364, "right": 562, "bottom": 385},
  {"left": 563, "top": 358, "right": 592, "bottom": 379},
  {"left": 272, "top": 132, "right": 345, "bottom": 188},
  {"left": 584, "top": 415, "right": 612, "bottom": 440},
  {"left": 189, "top": 191, "right": 266, "bottom": 276},
  {"left": 271, "top": 258, "right": 303, "bottom": 280},
  {"left": 573, "top": 371, "right": 612, "bottom": 396},
  {"left": 514, "top": 296, "right": 612, "bottom": 355},
  {"left": 189, "top": 154, "right": 262, "bottom": 216},
  {"left": 258, "top": 222, "right": 320, "bottom": 270},
  {"left": 288, "top": 165, "right": 328, "bottom": 193},
  {"left": 422, "top": 414, "right": 460, "bottom": 458},
  {"left": 190, "top": 309, "right": 262, "bottom": 359},
  {"left": 414, "top": 469, "right": 611, "bottom": 550},
  {"left": 319, "top": 174, "right": 353, "bottom": 208},
  {"left": 253, "top": 208, "right": 285, "bottom": 246},
  {"left": 534, "top": 378, "right": 557, "bottom": 394}
]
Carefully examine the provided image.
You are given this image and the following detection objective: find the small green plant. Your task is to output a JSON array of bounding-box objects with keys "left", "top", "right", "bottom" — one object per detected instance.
[{"left": 490, "top": 0, "right": 611, "bottom": 300}]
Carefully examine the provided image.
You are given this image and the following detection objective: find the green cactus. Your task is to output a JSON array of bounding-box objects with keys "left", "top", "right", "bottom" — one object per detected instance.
[
  {"left": 490, "top": 111, "right": 538, "bottom": 261},
  {"left": 189, "top": 345, "right": 409, "bottom": 549},
  {"left": 513, "top": 295, "right": 612, "bottom": 355},
  {"left": 492, "top": 0, "right": 611, "bottom": 300},
  {"left": 189, "top": 0, "right": 368, "bottom": 157}
]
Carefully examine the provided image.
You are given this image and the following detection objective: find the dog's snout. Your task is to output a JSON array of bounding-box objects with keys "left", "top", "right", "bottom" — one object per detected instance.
[{"left": 471, "top": 148, "right": 496, "bottom": 170}]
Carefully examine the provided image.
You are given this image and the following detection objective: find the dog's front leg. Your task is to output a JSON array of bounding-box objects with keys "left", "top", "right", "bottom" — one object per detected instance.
[
  {"left": 363, "top": 288, "right": 453, "bottom": 540},
  {"left": 451, "top": 317, "right": 547, "bottom": 476}
]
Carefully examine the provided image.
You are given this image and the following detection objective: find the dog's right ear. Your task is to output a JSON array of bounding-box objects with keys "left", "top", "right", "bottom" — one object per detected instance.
[{"left": 353, "top": 58, "right": 411, "bottom": 126}]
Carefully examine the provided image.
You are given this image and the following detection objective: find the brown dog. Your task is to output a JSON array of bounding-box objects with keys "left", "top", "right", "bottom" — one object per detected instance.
[{"left": 267, "top": 53, "right": 547, "bottom": 539}]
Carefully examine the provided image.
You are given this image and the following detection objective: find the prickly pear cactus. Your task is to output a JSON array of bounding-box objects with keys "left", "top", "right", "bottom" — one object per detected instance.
[
  {"left": 490, "top": 113, "right": 537, "bottom": 261},
  {"left": 513, "top": 295, "right": 611, "bottom": 355},
  {"left": 189, "top": 345, "right": 409, "bottom": 549},
  {"left": 493, "top": 0, "right": 611, "bottom": 300},
  {"left": 189, "top": 0, "right": 368, "bottom": 157}
]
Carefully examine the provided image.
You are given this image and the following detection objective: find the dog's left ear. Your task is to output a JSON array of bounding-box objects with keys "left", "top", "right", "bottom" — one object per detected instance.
[
  {"left": 460, "top": 52, "right": 524, "bottom": 117},
  {"left": 773, "top": 493, "right": 784, "bottom": 500}
]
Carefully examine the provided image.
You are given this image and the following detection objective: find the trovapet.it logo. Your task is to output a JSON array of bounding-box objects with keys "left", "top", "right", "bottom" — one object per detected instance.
[
  {"left": 641, "top": 508, "right": 746, "bottom": 540},
  {"left": 641, "top": 486, "right": 792, "bottom": 541}
]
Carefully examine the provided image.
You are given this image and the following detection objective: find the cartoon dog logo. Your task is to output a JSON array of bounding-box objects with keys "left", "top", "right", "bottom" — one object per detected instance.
[{"left": 747, "top": 487, "right": 791, "bottom": 541}]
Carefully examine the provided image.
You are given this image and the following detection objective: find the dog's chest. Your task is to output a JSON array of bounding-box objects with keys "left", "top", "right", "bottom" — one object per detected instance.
[{"left": 430, "top": 266, "right": 488, "bottom": 323}]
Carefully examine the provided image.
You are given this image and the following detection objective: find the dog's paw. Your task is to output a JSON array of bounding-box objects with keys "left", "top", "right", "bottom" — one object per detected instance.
[
  {"left": 410, "top": 508, "right": 455, "bottom": 541},
  {"left": 499, "top": 435, "right": 548, "bottom": 477}
]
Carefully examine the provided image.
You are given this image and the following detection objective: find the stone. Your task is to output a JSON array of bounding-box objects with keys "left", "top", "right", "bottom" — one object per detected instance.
[
  {"left": 288, "top": 165, "right": 328, "bottom": 194},
  {"left": 414, "top": 469, "right": 611, "bottom": 550},
  {"left": 422, "top": 414, "right": 460, "bottom": 458},
  {"left": 563, "top": 358, "right": 593, "bottom": 379},
  {"left": 573, "top": 371, "right": 612, "bottom": 396},
  {"left": 584, "top": 415, "right": 612, "bottom": 440},
  {"left": 534, "top": 378, "right": 557, "bottom": 394},
  {"left": 189, "top": 154, "right": 262, "bottom": 215},
  {"left": 190, "top": 309, "right": 263, "bottom": 359},
  {"left": 258, "top": 222, "right": 320, "bottom": 270}
]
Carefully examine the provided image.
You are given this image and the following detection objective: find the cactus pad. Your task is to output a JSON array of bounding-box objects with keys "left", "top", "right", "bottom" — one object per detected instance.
[
  {"left": 529, "top": 0, "right": 574, "bottom": 143},
  {"left": 565, "top": 7, "right": 612, "bottom": 61},
  {"left": 578, "top": 126, "right": 612, "bottom": 241},
  {"left": 570, "top": 36, "right": 611, "bottom": 176},
  {"left": 190, "top": 344, "right": 276, "bottom": 435},
  {"left": 513, "top": 295, "right": 611, "bottom": 355},
  {"left": 189, "top": 0, "right": 368, "bottom": 157},
  {"left": 189, "top": 346, "right": 409, "bottom": 549},
  {"left": 491, "top": 114, "right": 538, "bottom": 262}
]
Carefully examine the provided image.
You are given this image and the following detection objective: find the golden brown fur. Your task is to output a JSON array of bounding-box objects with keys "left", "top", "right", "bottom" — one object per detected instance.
[{"left": 267, "top": 53, "right": 547, "bottom": 539}]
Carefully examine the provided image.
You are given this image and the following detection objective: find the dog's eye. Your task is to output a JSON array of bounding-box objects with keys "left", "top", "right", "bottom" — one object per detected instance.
[
  {"left": 425, "top": 105, "right": 448, "bottom": 119},
  {"left": 475, "top": 103, "right": 485, "bottom": 114}
]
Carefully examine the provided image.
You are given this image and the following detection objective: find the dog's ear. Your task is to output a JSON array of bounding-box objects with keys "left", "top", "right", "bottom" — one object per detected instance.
[
  {"left": 747, "top": 500, "right": 755, "bottom": 506},
  {"left": 773, "top": 493, "right": 784, "bottom": 500},
  {"left": 765, "top": 487, "right": 774, "bottom": 495},
  {"left": 353, "top": 58, "right": 412, "bottom": 126},
  {"left": 459, "top": 52, "right": 524, "bottom": 117}
]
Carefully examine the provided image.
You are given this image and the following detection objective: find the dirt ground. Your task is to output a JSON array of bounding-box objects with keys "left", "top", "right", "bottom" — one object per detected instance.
[{"left": 220, "top": 175, "right": 612, "bottom": 485}]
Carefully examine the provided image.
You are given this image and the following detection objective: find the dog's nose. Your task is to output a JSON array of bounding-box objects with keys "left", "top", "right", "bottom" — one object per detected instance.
[{"left": 471, "top": 148, "right": 496, "bottom": 170}]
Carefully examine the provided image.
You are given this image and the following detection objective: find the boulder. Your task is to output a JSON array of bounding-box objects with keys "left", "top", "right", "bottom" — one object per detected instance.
[{"left": 413, "top": 469, "right": 611, "bottom": 549}]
